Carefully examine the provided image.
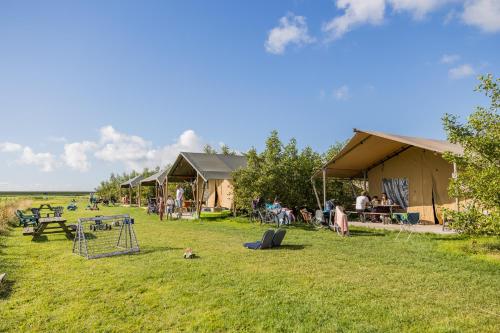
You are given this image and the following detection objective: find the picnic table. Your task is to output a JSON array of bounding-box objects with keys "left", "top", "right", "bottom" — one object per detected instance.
[
  {"left": 24, "top": 217, "right": 74, "bottom": 240},
  {"left": 348, "top": 204, "right": 402, "bottom": 223}
]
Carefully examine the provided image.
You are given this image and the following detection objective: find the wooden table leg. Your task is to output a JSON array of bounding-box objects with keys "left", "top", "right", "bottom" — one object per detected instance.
[
  {"left": 58, "top": 222, "right": 74, "bottom": 239},
  {"left": 32, "top": 223, "right": 47, "bottom": 240}
]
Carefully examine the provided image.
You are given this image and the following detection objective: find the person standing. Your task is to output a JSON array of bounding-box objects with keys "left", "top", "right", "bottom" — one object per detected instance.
[
  {"left": 158, "top": 197, "right": 165, "bottom": 221},
  {"left": 175, "top": 185, "right": 184, "bottom": 218}
]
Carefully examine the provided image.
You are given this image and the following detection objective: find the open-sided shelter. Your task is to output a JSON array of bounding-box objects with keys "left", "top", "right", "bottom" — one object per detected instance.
[
  {"left": 120, "top": 174, "right": 145, "bottom": 206},
  {"left": 140, "top": 168, "right": 169, "bottom": 203},
  {"left": 166, "top": 152, "right": 247, "bottom": 216},
  {"left": 313, "top": 129, "right": 463, "bottom": 224}
]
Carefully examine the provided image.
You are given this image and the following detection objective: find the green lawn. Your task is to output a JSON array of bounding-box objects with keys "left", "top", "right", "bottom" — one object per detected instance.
[{"left": 1, "top": 197, "right": 499, "bottom": 332}]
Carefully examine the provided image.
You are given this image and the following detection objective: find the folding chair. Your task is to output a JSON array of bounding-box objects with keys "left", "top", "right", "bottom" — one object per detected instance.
[{"left": 395, "top": 212, "right": 420, "bottom": 240}]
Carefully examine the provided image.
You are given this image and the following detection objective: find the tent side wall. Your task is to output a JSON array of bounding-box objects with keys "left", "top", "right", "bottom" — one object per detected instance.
[
  {"left": 368, "top": 147, "right": 455, "bottom": 224},
  {"left": 205, "top": 179, "right": 235, "bottom": 209}
]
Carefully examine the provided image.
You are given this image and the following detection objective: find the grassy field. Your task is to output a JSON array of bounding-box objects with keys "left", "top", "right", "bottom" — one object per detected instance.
[{"left": 0, "top": 197, "right": 499, "bottom": 332}]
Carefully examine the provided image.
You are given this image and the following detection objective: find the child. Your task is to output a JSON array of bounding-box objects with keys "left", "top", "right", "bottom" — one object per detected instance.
[{"left": 166, "top": 195, "right": 175, "bottom": 220}]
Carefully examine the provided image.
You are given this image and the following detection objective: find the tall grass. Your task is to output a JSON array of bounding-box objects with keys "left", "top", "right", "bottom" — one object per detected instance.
[{"left": 0, "top": 199, "right": 31, "bottom": 235}]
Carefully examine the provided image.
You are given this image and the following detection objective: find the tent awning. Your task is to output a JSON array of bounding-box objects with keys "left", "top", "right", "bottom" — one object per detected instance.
[
  {"left": 314, "top": 129, "right": 463, "bottom": 179},
  {"left": 140, "top": 168, "right": 169, "bottom": 186},
  {"left": 120, "top": 175, "right": 145, "bottom": 188},
  {"left": 167, "top": 152, "right": 247, "bottom": 182}
]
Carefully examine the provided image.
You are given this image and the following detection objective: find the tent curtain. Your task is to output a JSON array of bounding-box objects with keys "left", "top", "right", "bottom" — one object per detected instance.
[{"left": 382, "top": 178, "right": 409, "bottom": 209}]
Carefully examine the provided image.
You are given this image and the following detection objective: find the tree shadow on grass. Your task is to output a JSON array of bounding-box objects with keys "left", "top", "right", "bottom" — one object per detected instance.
[
  {"left": 270, "top": 244, "right": 310, "bottom": 251},
  {"left": 0, "top": 279, "right": 14, "bottom": 300},
  {"left": 138, "top": 246, "right": 183, "bottom": 255},
  {"left": 348, "top": 229, "right": 386, "bottom": 237}
]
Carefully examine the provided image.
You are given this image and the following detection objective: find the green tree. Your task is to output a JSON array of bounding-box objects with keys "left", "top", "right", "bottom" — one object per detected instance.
[
  {"left": 232, "top": 131, "right": 353, "bottom": 213},
  {"left": 203, "top": 144, "right": 217, "bottom": 154},
  {"left": 442, "top": 74, "right": 500, "bottom": 235}
]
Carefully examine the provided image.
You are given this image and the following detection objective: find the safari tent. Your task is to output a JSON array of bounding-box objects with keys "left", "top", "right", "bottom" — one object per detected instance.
[
  {"left": 166, "top": 152, "right": 247, "bottom": 215},
  {"left": 313, "top": 129, "right": 463, "bottom": 224},
  {"left": 120, "top": 174, "right": 145, "bottom": 206},
  {"left": 140, "top": 168, "right": 169, "bottom": 203}
]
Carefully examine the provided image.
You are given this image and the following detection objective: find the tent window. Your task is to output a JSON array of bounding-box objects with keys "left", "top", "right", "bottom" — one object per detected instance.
[{"left": 382, "top": 178, "right": 409, "bottom": 209}]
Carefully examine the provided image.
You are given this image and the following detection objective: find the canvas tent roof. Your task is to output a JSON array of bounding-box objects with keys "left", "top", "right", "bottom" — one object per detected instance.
[
  {"left": 314, "top": 129, "right": 463, "bottom": 179},
  {"left": 120, "top": 175, "right": 145, "bottom": 188},
  {"left": 140, "top": 169, "right": 169, "bottom": 186},
  {"left": 168, "top": 152, "right": 247, "bottom": 182}
]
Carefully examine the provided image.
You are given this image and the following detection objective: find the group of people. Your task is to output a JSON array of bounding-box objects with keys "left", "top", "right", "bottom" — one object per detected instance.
[
  {"left": 158, "top": 185, "right": 185, "bottom": 221},
  {"left": 355, "top": 191, "right": 394, "bottom": 221}
]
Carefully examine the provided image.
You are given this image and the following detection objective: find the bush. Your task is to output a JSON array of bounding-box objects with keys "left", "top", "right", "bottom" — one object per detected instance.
[{"left": 442, "top": 74, "right": 500, "bottom": 236}]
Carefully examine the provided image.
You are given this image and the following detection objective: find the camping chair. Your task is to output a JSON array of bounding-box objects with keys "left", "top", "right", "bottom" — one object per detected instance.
[
  {"left": 243, "top": 229, "right": 275, "bottom": 250},
  {"left": 395, "top": 212, "right": 420, "bottom": 240},
  {"left": 67, "top": 202, "right": 77, "bottom": 211},
  {"left": 15, "top": 210, "right": 38, "bottom": 227},
  {"left": 271, "top": 229, "right": 287, "bottom": 247}
]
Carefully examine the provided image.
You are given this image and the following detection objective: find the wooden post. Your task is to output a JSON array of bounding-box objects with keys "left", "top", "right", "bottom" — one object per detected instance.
[
  {"left": 128, "top": 187, "right": 131, "bottom": 205},
  {"left": 349, "top": 179, "right": 356, "bottom": 198},
  {"left": 164, "top": 177, "right": 168, "bottom": 204},
  {"left": 363, "top": 170, "right": 367, "bottom": 191},
  {"left": 138, "top": 184, "right": 141, "bottom": 207},
  {"left": 311, "top": 177, "right": 323, "bottom": 211},
  {"left": 322, "top": 168, "right": 327, "bottom": 208},
  {"left": 453, "top": 162, "right": 459, "bottom": 212}
]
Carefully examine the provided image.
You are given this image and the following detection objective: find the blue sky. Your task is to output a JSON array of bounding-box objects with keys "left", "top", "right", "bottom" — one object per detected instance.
[{"left": 0, "top": 0, "right": 499, "bottom": 191}]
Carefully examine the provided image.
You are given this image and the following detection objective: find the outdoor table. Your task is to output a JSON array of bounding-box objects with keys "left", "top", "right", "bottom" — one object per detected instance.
[{"left": 32, "top": 217, "right": 74, "bottom": 240}]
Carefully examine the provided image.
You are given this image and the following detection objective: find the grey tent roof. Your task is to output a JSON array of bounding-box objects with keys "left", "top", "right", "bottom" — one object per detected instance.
[
  {"left": 313, "top": 128, "right": 464, "bottom": 179},
  {"left": 140, "top": 168, "right": 169, "bottom": 186},
  {"left": 168, "top": 152, "right": 247, "bottom": 182},
  {"left": 120, "top": 175, "right": 145, "bottom": 188}
]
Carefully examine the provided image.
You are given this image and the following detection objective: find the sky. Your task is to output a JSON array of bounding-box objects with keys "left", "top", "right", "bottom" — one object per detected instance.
[{"left": 0, "top": 0, "right": 499, "bottom": 191}]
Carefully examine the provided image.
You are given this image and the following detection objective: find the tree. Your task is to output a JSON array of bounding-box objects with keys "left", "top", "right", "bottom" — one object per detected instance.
[
  {"left": 203, "top": 144, "right": 217, "bottom": 154},
  {"left": 442, "top": 74, "right": 500, "bottom": 235},
  {"left": 232, "top": 131, "right": 353, "bottom": 212}
]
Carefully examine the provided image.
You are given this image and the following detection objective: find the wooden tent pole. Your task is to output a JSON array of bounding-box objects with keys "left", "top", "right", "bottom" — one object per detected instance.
[
  {"left": 322, "top": 168, "right": 327, "bottom": 208},
  {"left": 138, "top": 184, "right": 141, "bottom": 207},
  {"left": 453, "top": 162, "right": 459, "bottom": 212},
  {"left": 363, "top": 170, "right": 367, "bottom": 191},
  {"left": 311, "top": 177, "right": 322, "bottom": 211}
]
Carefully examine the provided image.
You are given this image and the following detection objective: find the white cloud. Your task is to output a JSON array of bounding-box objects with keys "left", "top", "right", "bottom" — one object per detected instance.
[
  {"left": 462, "top": 0, "right": 500, "bottom": 32},
  {"left": 265, "top": 13, "right": 315, "bottom": 54},
  {"left": 0, "top": 142, "right": 22, "bottom": 153},
  {"left": 389, "top": 0, "right": 454, "bottom": 20},
  {"left": 440, "top": 54, "right": 460, "bottom": 64},
  {"left": 334, "top": 85, "right": 350, "bottom": 100},
  {"left": 449, "top": 64, "right": 475, "bottom": 79},
  {"left": 323, "top": 0, "right": 386, "bottom": 40},
  {"left": 18, "top": 147, "right": 57, "bottom": 172},
  {"left": 94, "top": 126, "right": 203, "bottom": 171},
  {"left": 62, "top": 141, "right": 98, "bottom": 172},
  {"left": 319, "top": 0, "right": 499, "bottom": 42}
]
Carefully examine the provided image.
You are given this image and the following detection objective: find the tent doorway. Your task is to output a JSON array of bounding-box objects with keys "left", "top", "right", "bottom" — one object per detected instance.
[{"left": 431, "top": 189, "right": 440, "bottom": 224}]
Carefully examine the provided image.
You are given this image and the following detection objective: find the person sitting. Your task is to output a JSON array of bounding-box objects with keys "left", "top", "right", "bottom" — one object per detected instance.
[
  {"left": 355, "top": 191, "right": 370, "bottom": 222},
  {"left": 371, "top": 196, "right": 380, "bottom": 207},
  {"left": 380, "top": 192, "right": 392, "bottom": 205}
]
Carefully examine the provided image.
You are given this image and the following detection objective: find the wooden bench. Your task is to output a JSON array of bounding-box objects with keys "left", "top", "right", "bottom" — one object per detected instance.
[
  {"left": 346, "top": 211, "right": 392, "bottom": 223},
  {"left": 23, "top": 227, "right": 34, "bottom": 235}
]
